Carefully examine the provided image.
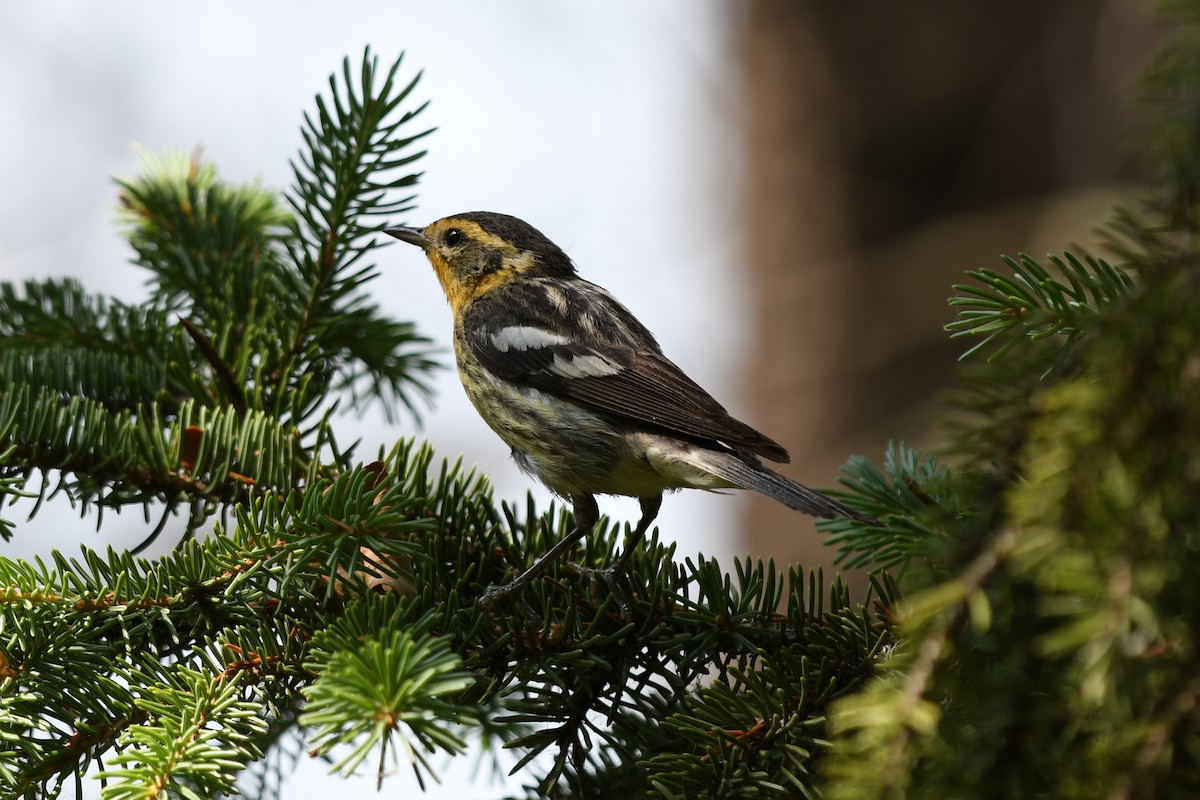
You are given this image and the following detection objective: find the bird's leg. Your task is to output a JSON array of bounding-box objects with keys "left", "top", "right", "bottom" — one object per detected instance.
[
  {"left": 610, "top": 494, "right": 662, "bottom": 579},
  {"left": 481, "top": 493, "right": 599, "bottom": 621},
  {"left": 570, "top": 494, "right": 662, "bottom": 619}
]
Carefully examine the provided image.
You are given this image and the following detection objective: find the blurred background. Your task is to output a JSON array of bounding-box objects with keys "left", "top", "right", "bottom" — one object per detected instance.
[{"left": 0, "top": 1, "right": 1157, "bottom": 796}]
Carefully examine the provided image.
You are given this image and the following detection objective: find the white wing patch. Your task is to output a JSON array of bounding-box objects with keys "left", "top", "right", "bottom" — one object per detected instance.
[
  {"left": 550, "top": 352, "right": 622, "bottom": 378},
  {"left": 489, "top": 324, "right": 622, "bottom": 378},
  {"left": 491, "top": 326, "right": 569, "bottom": 352}
]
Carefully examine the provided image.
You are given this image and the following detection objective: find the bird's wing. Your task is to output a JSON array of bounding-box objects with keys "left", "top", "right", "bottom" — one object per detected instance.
[{"left": 461, "top": 282, "right": 791, "bottom": 463}]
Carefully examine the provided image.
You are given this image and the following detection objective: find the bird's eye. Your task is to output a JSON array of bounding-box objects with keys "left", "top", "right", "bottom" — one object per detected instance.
[{"left": 444, "top": 228, "right": 464, "bottom": 247}]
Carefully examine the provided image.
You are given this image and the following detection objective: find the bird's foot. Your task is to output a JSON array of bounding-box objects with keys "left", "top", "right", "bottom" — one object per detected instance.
[
  {"left": 567, "top": 562, "right": 634, "bottom": 620},
  {"left": 480, "top": 580, "right": 542, "bottom": 625}
]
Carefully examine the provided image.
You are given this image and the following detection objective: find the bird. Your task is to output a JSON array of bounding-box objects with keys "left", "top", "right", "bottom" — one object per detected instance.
[{"left": 384, "top": 212, "right": 878, "bottom": 614}]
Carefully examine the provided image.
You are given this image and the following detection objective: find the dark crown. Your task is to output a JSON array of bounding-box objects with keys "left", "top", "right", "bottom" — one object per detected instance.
[{"left": 454, "top": 212, "right": 577, "bottom": 276}]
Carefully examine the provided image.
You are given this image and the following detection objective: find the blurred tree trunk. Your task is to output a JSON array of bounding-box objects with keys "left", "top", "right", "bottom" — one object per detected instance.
[{"left": 737, "top": 0, "right": 1156, "bottom": 584}]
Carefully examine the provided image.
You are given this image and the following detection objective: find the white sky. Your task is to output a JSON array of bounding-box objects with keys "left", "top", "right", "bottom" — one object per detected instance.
[{"left": 0, "top": 3, "right": 745, "bottom": 796}]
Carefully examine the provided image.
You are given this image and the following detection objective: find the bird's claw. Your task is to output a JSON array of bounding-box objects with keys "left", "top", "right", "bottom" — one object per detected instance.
[
  {"left": 567, "top": 562, "right": 634, "bottom": 620},
  {"left": 480, "top": 580, "right": 542, "bottom": 625}
]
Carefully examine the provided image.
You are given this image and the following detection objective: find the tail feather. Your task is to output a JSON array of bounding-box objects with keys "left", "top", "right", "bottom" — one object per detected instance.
[{"left": 701, "top": 451, "right": 882, "bottom": 526}]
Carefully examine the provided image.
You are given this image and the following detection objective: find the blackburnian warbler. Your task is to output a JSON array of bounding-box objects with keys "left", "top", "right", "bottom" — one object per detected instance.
[{"left": 385, "top": 212, "right": 877, "bottom": 612}]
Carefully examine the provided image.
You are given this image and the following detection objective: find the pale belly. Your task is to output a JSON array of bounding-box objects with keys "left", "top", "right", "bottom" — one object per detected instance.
[{"left": 456, "top": 359, "right": 733, "bottom": 499}]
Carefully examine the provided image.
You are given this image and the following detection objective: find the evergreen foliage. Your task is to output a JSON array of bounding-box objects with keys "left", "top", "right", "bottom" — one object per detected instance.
[
  {"left": 3, "top": 6, "right": 1200, "bottom": 795},
  {"left": 820, "top": 5, "right": 1200, "bottom": 796},
  {"left": 0, "top": 48, "right": 895, "bottom": 799}
]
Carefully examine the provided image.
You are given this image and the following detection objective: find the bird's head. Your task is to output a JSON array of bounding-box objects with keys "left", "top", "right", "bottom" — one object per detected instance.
[{"left": 385, "top": 212, "right": 576, "bottom": 314}]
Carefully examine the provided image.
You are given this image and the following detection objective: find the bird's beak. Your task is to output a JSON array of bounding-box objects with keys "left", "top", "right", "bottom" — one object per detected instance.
[{"left": 383, "top": 226, "right": 429, "bottom": 249}]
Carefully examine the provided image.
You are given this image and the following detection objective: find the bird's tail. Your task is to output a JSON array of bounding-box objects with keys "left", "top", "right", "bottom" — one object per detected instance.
[{"left": 699, "top": 451, "right": 882, "bottom": 526}]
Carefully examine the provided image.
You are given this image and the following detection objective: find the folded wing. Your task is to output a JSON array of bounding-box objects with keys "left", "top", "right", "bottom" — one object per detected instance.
[{"left": 462, "top": 282, "right": 791, "bottom": 464}]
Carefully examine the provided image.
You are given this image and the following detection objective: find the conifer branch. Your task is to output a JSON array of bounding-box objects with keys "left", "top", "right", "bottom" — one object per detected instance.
[
  {"left": 98, "top": 667, "right": 267, "bottom": 800},
  {"left": 37, "top": 29, "right": 1200, "bottom": 797},
  {"left": 946, "top": 251, "right": 1135, "bottom": 362},
  {"left": 277, "top": 47, "right": 438, "bottom": 426},
  {"left": 818, "top": 443, "right": 954, "bottom": 571}
]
